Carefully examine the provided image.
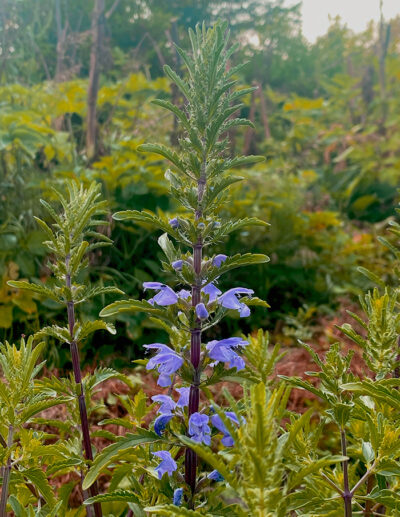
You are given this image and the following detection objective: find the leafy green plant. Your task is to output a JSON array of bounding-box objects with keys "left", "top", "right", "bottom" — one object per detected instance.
[
  {"left": 0, "top": 336, "right": 68, "bottom": 516},
  {"left": 8, "top": 181, "right": 125, "bottom": 515}
]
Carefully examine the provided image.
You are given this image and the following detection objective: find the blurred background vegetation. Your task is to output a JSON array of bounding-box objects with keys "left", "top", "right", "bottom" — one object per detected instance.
[{"left": 1, "top": 0, "right": 399, "bottom": 368}]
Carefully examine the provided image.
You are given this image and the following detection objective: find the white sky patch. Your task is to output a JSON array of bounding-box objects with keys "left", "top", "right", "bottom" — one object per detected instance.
[{"left": 289, "top": 0, "right": 400, "bottom": 42}]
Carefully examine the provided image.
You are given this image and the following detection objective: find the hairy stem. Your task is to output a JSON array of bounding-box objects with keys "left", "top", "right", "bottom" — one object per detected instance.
[
  {"left": 341, "top": 428, "right": 352, "bottom": 517},
  {"left": 0, "top": 425, "right": 14, "bottom": 517},
  {"left": 185, "top": 167, "right": 206, "bottom": 499},
  {"left": 66, "top": 256, "right": 102, "bottom": 517}
]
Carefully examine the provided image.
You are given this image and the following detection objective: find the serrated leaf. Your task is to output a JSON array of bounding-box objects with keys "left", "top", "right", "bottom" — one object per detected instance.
[
  {"left": 75, "top": 320, "right": 116, "bottom": 342},
  {"left": 7, "top": 281, "right": 60, "bottom": 302},
  {"left": 83, "top": 429, "right": 164, "bottom": 490},
  {"left": 84, "top": 489, "right": 140, "bottom": 505},
  {"left": 206, "top": 253, "right": 269, "bottom": 284},
  {"left": 100, "top": 299, "right": 167, "bottom": 319},
  {"left": 23, "top": 467, "right": 57, "bottom": 506}
]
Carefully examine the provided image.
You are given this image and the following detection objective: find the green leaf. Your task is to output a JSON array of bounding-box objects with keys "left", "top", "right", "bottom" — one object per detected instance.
[
  {"left": 145, "top": 505, "right": 213, "bottom": 516},
  {"left": 7, "top": 281, "right": 60, "bottom": 302},
  {"left": 100, "top": 299, "right": 167, "bottom": 319},
  {"left": 19, "top": 396, "right": 71, "bottom": 422},
  {"left": 151, "top": 99, "right": 190, "bottom": 131},
  {"left": 158, "top": 233, "right": 178, "bottom": 262},
  {"left": 137, "top": 143, "right": 187, "bottom": 176},
  {"left": 83, "top": 429, "right": 164, "bottom": 490},
  {"left": 177, "top": 435, "right": 239, "bottom": 489},
  {"left": 84, "top": 489, "right": 140, "bottom": 505},
  {"left": 206, "top": 253, "right": 270, "bottom": 284},
  {"left": 75, "top": 320, "right": 116, "bottom": 342},
  {"left": 288, "top": 456, "right": 347, "bottom": 490},
  {"left": 23, "top": 467, "right": 57, "bottom": 506}
]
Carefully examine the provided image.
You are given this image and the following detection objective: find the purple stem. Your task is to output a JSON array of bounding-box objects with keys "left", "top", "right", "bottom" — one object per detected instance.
[
  {"left": 341, "top": 428, "right": 352, "bottom": 517},
  {"left": 66, "top": 256, "right": 102, "bottom": 517},
  {"left": 185, "top": 171, "right": 206, "bottom": 499}
]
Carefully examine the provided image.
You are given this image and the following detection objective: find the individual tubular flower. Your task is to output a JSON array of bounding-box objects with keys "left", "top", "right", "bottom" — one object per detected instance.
[
  {"left": 217, "top": 287, "right": 254, "bottom": 317},
  {"left": 175, "top": 387, "right": 190, "bottom": 408},
  {"left": 178, "top": 289, "right": 191, "bottom": 300},
  {"left": 144, "top": 344, "right": 183, "bottom": 387},
  {"left": 169, "top": 218, "right": 179, "bottom": 229},
  {"left": 188, "top": 413, "right": 211, "bottom": 445},
  {"left": 211, "top": 412, "right": 243, "bottom": 447},
  {"left": 202, "top": 282, "right": 222, "bottom": 303},
  {"left": 152, "top": 394, "right": 176, "bottom": 414},
  {"left": 143, "top": 282, "right": 178, "bottom": 306},
  {"left": 208, "top": 470, "right": 224, "bottom": 482},
  {"left": 206, "top": 337, "right": 248, "bottom": 371},
  {"left": 195, "top": 302, "right": 209, "bottom": 319},
  {"left": 173, "top": 488, "right": 183, "bottom": 506},
  {"left": 172, "top": 260, "right": 184, "bottom": 270},
  {"left": 153, "top": 451, "right": 177, "bottom": 479},
  {"left": 213, "top": 254, "right": 227, "bottom": 267},
  {"left": 154, "top": 413, "right": 174, "bottom": 436}
]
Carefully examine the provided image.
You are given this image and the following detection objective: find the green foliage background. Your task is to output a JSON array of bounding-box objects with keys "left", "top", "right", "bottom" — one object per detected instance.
[{"left": 1, "top": 0, "right": 399, "bottom": 367}]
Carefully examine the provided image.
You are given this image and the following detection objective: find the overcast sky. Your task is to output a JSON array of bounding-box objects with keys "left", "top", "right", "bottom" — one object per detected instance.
[{"left": 290, "top": 0, "right": 400, "bottom": 42}]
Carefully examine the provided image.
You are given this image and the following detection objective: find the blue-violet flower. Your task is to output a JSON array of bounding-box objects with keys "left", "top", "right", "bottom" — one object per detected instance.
[
  {"left": 169, "top": 218, "right": 179, "bottom": 229},
  {"left": 152, "top": 394, "right": 176, "bottom": 414},
  {"left": 153, "top": 451, "right": 177, "bottom": 479},
  {"left": 143, "top": 282, "right": 178, "bottom": 306},
  {"left": 211, "top": 412, "right": 243, "bottom": 447},
  {"left": 208, "top": 470, "right": 224, "bottom": 482},
  {"left": 213, "top": 254, "right": 227, "bottom": 267},
  {"left": 195, "top": 302, "right": 209, "bottom": 319},
  {"left": 172, "top": 260, "right": 183, "bottom": 270},
  {"left": 173, "top": 488, "right": 183, "bottom": 506},
  {"left": 202, "top": 282, "right": 222, "bottom": 303},
  {"left": 144, "top": 344, "right": 183, "bottom": 387},
  {"left": 175, "top": 387, "right": 190, "bottom": 408},
  {"left": 154, "top": 413, "right": 174, "bottom": 436},
  {"left": 189, "top": 412, "right": 211, "bottom": 445},
  {"left": 206, "top": 337, "right": 248, "bottom": 371},
  {"left": 217, "top": 287, "right": 253, "bottom": 317}
]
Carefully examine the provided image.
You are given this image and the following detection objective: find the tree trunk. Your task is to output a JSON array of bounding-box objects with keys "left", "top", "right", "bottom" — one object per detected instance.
[{"left": 86, "top": 0, "right": 105, "bottom": 161}]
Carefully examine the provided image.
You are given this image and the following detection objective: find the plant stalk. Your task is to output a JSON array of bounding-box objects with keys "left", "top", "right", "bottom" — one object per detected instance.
[
  {"left": 185, "top": 170, "right": 206, "bottom": 498},
  {"left": 0, "top": 425, "right": 14, "bottom": 517},
  {"left": 341, "top": 428, "right": 352, "bottom": 517},
  {"left": 66, "top": 257, "right": 102, "bottom": 517}
]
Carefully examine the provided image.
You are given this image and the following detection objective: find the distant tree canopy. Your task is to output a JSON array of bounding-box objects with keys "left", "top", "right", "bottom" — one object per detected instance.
[{"left": 1, "top": 0, "right": 392, "bottom": 98}]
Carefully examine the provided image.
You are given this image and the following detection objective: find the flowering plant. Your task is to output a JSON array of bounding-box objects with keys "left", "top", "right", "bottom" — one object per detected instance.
[{"left": 86, "top": 22, "right": 270, "bottom": 510}]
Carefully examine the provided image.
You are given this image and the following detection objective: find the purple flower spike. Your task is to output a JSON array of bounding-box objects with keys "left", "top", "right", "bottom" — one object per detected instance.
[
  {"left": 206, "top": 337, "right": 248, "bottom": 371},
  {"left": 169, "top": 218, "right": 179, "bottom": 229},
  {"left": 217, "top": 287, "right": 254, "bottom": 317},
  {"left": 178, "top": 289, "right": 191, "bottom": 300},
  {"left": 189, "top": 413, "right": 211, "bottom": 445},
  {"left": 211, "top": 412, "right": 242, "bottom": 447},
  {"left": 196, "top": 302, "right": 209, "bottom": 319},
  {"left": 175, "top": 387, "right": 190, "bottom": 408},
  {"left": 173, "top": 488, "right": 183, "bottom": 506},
  {"left": 153, "top": 451, "right": 177, "bottom": 479},
  {"left": 152, "top": 394, "right": 176, "bottom": 414},
  {"left": 154, "top": 413, "right": 174, "bottom": 436},
  {"left": 202, "top": 282, "right": 222, "bottom": 303},
  {"left": 208, "top": 470, "right": 224, "bottom": 482},
  {"left": 213, "top": 254, "right": 228, "bottom": 267},
  {"left": 143, "top": 282, "right": 178, "bottom": 306},
  {"left": 172, "top": 260, "right": 183, "bottom": 270},
  {"left": 144, "top": 344, "right": 183, "bottom": 386}
]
